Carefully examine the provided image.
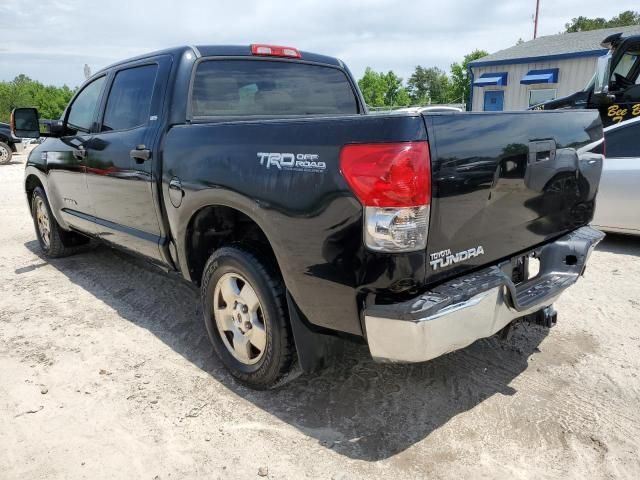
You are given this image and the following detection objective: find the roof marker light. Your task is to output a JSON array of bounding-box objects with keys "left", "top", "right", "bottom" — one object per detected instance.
[{"left": 251, "top": 44, "right": 301, "bottom": 58}]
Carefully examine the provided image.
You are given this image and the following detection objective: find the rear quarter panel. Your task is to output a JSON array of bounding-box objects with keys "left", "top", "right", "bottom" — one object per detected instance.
[{"left": 162, "top": 114, "right": 428, "bottom": 335}]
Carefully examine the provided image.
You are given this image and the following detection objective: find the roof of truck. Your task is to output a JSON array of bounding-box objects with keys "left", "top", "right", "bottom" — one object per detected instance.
[{"left": 95, "top": 45, "right": 344, "bottom": 76}]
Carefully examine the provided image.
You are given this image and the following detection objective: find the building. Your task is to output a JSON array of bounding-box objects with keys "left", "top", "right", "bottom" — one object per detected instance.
[{"left": 469, "top": 25, "right": 640, "bottom": 112}]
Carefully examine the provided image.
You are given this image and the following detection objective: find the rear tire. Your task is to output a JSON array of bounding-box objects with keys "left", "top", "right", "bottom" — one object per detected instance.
[
  {"left": 201, "top": 244, "right": 297, "bottom": 389},
  {"left": 31, "top": 187, "right": 79, "bottom": 258},
  {"left": 0, "top": 142, "right": 12, "bottom": 164}
]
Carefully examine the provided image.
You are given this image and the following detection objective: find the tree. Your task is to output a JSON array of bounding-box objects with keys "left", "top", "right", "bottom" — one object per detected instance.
[
  {"left": 449, "top": 49, "right": 489, "bottom": 106},
  {"left": 407, "top": 66, "right": 451, "bottom": 105},
  {"left": 357, "top": 68, "right": 411, "bottom": 108},
  {"left": 565, "top": 10, "right": 639, "bottom": 32},
  {"left": 358, "top": 68, "right": 386, "bottom": 107},
  {"left": 0, "top": 76, "right": 74, "bottom": 123},
  {"left": 381, "top": 70, "right": 406, "bottom": 106}
]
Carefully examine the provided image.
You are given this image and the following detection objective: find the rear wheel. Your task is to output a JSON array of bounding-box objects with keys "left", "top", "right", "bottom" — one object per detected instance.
[
  {"left": 0, "top": 142, "right": 12, "bottom": 164},
  {"left": 201, "top": 244, "right": 297, "bottom": 389},
  {"left": 31, "top": 187, "right": 82, "bottom": 258}
]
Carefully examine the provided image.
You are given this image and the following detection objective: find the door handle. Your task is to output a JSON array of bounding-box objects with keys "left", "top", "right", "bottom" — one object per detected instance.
[
  {"left": 169, "top": 178, "right": 182, "bottom": 191},
  {"left": 73, "top": 147, "right": 86, "bottom": 161},
  {"left": 130, "top": 144, "right": 151, "bottom": 163},
  {"left": 168, "top": 177, "right": 184, "bottom": 208}
]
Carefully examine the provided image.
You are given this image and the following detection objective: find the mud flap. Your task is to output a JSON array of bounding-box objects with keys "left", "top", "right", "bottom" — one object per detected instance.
[{"left": 286, "top": 291, "right": 344, "bottom": 373}]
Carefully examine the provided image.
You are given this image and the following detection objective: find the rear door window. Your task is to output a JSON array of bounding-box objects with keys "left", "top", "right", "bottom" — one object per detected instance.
[
  {"left": 606, "top": 122, "right": 640, "bottom": 158},
  {"left": 191, "top": 60, "right": 359, "bottom": 117},
  {"left": 102, "top": 64, "right": 158, "bottom": 131}
]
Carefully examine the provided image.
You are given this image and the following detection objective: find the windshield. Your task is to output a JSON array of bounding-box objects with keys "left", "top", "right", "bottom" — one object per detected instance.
[
  {"left": 611, "top": 50, "right": 640, "bottom": 85},
  {"left": 612, "top": 51, "right": 639, "bottom": 78}
]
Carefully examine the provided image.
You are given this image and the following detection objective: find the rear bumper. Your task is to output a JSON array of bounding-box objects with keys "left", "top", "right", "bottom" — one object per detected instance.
[{"left": 364, "top": 226, "right": 604, "bottom": 363}]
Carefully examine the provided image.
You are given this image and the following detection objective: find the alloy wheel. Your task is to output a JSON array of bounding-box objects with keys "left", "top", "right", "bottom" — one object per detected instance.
[
  {"left": 213, "top": 272, "right": 267, "bottom": 365},
  {"left": 34, "top": 196, "right": 51, "bottom": 249}
]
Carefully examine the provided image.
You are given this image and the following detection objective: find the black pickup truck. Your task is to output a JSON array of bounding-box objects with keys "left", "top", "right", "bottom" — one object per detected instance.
[
  {"left": 0, "top": 121, "right": 24, "bottom": 164},
  {"left": 13, "top": 44, "right": 605, "bottom": 389}
]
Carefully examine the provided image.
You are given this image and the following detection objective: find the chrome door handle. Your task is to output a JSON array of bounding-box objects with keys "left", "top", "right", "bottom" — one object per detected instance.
[
  {"left": 169, "top": 178, "right": 182, "bottom": 191},
  {"left": 130, "top": 144, "right": 151, "bottom": 163}
]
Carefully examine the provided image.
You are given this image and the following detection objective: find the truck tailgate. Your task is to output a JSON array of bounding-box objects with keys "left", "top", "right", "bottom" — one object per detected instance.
[{"left": 423, "top": 110, "right": 603, "bottom": 283}]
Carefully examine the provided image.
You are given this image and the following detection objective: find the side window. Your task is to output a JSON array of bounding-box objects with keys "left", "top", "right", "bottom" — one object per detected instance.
[
  {"left": 606, "top": 123, "right": 640, "bottom": 158},
  {"left": 101, "top": 64, "right": 158, "bottom": 132},
  {"left": 66, "top": 76, "right": 106, "bottom": 133}
]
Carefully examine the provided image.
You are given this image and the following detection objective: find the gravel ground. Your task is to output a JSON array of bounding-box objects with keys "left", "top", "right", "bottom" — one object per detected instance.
[{"left": 1, "top": 152, "right": 640, "bottom": 479}]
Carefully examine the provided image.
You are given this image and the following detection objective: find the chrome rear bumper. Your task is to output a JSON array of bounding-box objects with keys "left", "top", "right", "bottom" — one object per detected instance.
[{"left": 364, "top": 226, "right": 604, "bottom": 363}]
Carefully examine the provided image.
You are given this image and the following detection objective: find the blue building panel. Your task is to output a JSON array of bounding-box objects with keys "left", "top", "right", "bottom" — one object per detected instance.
[
  {"left": 521, "top": 68, "right": 559, "bottom": 84},
  {"left": 473, "top": 72, "right": 508, "bottom": 87}
]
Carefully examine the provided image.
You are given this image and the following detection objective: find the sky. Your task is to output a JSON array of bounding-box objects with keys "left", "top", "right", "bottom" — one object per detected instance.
[{"left": 0, "top": 0, "right": 638, "bottom": 87}]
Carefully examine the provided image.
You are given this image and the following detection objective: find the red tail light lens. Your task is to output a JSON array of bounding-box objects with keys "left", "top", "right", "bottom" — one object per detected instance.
[
  {"left": 340, "top": 142, "right": 431, "bottom": 207},
  {"left": 251, "top": 44, "right": 301, "bottom": 58}
]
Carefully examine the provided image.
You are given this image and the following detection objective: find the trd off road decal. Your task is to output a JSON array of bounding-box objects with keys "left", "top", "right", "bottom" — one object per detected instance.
[
  {"left": 429, "top": 246, "right": 485, "bottom": 270},
  {"left": 258, "top": 152, "right": 326, "bottom": 173}
]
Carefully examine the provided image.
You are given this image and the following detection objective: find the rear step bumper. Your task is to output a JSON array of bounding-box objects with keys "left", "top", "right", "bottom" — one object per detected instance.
[{"left": 364, "top": 226, "right": 605, "bottom": 363}]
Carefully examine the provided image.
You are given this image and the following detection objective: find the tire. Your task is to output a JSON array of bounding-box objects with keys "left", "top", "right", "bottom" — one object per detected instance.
[
  {"left": 30, "top": 187, "right": 78, "bottom": 258},
  {"left": 0, "top": 142, "right": 12, "bottom": 164},
  {"left": 201, "top": 244, "right": 297, "bottom": 389}
]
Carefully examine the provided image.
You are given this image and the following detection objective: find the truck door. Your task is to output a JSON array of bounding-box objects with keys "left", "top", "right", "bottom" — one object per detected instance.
[
  {"left": 85, "top": 56, "right": 171, "bottom": 261},
  {"left": 44, "top": 75, "right": 107, "bottom": 234}
]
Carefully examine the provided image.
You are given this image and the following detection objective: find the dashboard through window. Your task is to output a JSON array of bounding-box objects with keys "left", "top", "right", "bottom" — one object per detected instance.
[{"left": 191, "top": 60, "right": 359, "bottom": 117}]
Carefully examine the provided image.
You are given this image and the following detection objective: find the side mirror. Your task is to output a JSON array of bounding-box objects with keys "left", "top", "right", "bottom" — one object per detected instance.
[{"left": 10, "top": 108, "right": 41, "bottom": 139}]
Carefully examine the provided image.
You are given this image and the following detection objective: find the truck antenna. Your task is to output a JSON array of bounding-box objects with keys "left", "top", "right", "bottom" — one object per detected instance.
[{"left": 533, "top": 0, "right": 541, "bottom": 39}]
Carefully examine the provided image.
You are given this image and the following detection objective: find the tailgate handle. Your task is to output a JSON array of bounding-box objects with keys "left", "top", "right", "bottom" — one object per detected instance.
[{"left": 528, "top": 140, "right": 556, "bottom": 164}]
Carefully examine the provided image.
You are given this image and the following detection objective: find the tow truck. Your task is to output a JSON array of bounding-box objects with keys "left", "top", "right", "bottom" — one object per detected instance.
[{"left": 535, "top": 32, "right": 640, "bottom": 126}]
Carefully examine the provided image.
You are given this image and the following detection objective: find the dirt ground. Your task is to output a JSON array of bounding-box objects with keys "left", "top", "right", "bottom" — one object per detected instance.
[{"left": 1, "top": 151, "right": 640, "bottom": 480}]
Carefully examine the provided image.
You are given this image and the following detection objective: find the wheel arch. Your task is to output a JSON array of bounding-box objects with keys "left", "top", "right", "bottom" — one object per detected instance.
[
  {"left": 25, "top": 172, "right": 44, "bottom": 204},
  {"left": 183, "top": 201, "right": 339, "bottom": 374},
  {"left": 182, "top": 202, "right": 282, "bottom": 287}
]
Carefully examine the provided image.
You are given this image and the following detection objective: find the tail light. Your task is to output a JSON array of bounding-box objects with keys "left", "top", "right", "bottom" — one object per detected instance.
[
  {"left": 340, "top": 141, "right": 431, "bottom": 252},
  {"left": 251, "top": 44, "right": 301, "bottom": 58}
]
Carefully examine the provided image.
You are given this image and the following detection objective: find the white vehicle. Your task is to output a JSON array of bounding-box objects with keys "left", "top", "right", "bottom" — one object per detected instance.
[
  {"left": 591, "top": 116, "right": 640, "bottom": 235},
  {"left": 419, "top": 106, "right": 463, "bottom": 113}
]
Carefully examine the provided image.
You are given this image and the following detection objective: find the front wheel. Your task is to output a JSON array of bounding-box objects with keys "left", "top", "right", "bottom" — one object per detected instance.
[
  {"left": 31, "top": 187, "right": 83, "bottom": 257},
  {"left": 201, "top": 245, "right": 297, "bottom": 389}
]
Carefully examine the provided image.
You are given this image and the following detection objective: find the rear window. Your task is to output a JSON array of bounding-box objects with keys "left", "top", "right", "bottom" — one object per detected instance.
[{"left": 191, "top": 60, "right": 359, "bottom": 117}]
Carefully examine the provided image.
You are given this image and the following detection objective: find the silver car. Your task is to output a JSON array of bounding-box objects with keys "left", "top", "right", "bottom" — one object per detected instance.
[{"left": 592, "top": 116, "right": 640, "bottom": 235}]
